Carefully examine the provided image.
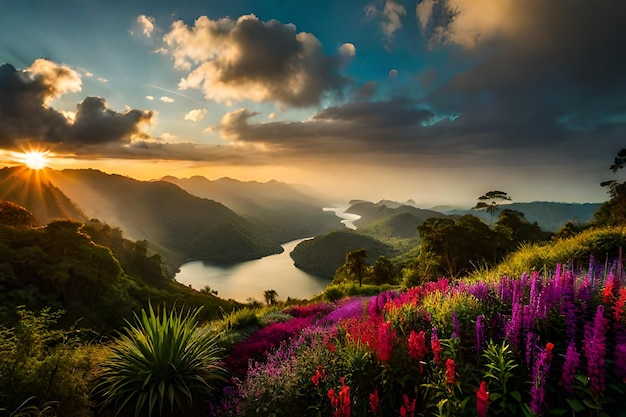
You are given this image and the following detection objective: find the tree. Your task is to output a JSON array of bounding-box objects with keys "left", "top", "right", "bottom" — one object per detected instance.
[
  {"left": 332, "top": 248, "right": 369, "bottom": 287},
  {"left": 371, "top": 255, "right": 394, "bottom": 285},
  {"left": 595, "top": 148, "right": 626, "bottom": 226},
  {"left": 263, "top": 289, "right": 278, "bottom": 305},
  {"left": 473, "top": 191, "right": 512, "bottom": 226}
]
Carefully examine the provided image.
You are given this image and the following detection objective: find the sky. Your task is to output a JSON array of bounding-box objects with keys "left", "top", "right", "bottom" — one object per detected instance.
[{"left": 1, "top": 0, "right": 625, "bottom": 207}]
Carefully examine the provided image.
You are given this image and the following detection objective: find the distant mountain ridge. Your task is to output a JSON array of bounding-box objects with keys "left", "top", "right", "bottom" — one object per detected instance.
[{"left": 160, "top": 175, "right": 338, "bottom": 243}]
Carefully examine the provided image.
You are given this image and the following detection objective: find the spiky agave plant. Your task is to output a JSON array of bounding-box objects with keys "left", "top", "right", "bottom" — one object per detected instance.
[{"left": 93, "top": 303, "right": 226, "bottom": 417}]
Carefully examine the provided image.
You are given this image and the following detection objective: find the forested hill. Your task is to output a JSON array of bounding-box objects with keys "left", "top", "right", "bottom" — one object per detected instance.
[
  {"left": 0, "top": 200, "right": 237, "bottom": 332},
  {"left": 446, "top": 201, "right": 600, "bottom": 231}
]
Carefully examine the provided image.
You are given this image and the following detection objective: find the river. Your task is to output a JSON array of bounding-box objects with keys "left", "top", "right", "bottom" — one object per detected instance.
[{"left": 174, "top": 238, "right": 332, "bottom": 302}]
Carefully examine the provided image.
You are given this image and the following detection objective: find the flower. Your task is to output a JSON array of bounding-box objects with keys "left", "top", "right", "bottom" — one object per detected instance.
[
  {"left": 368, "top": 389, "right": 380, "bottom": 416},
  {"left": 445, "top": 358, "right": 455, "bottom": 384},
  {"left": 476, "top": 381, "right": 489, "bottom": 417},
  {"left": 583, "top": 305, "right": 608, "bottom": 396},
  {"left": 431, "top": 328, "right": 442, "bottom": 363},
  {"left": 312, "top": 365, "right": 325, "bottom": 387},
  {"left": 530, "top": 349, "right": 548, "bottom": 415},
  {"left": 545, "top": 342, "right": 555, "bottom": 363},
  {"left": 561, "top": 342, "right": 580, "bottom": 393},
  {"left": 376, "top": 320, "right": 394, "bottom": 362},
  {"left": 476, "top": 314, "right": 485, "bottom": 353},
  {"left": 408, "top": 330, "right": 428, "bottom": 371},
  {"left": 399, "top": 394, "right": 416, "bottom": 417},
  {"left": 328, "top": 377, "right": 351, "bottom": 417}
]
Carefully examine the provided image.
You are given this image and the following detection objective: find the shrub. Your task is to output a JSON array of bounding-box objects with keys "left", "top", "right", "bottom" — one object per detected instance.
[{"left": 92, "top": 304, "right": 226, "bottom": 417}]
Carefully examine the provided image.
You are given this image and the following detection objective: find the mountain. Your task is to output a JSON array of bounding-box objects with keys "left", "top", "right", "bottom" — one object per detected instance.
[
  {"left": 345, "top": 200, "right": 448, "bottom": 229},
  {"left": 0, "top": 166, "right": 87, "bottom": 224},
  {"left": 290, "top": 230, "right": 396, "bottom": 278},
  {"left": 160, "top": 175, "right": 338, "bottom": 243},
  {"left": 43, "top": 169, "right": 283, "bottom": 265},
  {"left": 447, "top": 202, "right": 601, "bottom": 231}
]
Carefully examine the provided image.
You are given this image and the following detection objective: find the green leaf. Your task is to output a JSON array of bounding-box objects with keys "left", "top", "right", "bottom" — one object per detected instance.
[
  {"left": 548, "top": 408, "right": 568, "bottom": 416},
  {"left": 510, "top": 391, "right": 522, "bottom": 402},
  {"left": 565, "top": 398, "right": 585, "bottom": 413},
  {"left": 583, "top": 398, "right": 602, "bottom": 410}
]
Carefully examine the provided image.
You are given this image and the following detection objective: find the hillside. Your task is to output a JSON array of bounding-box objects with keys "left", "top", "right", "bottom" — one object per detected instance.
[
  {"left": 0, "top": 200, "right": 237, "bottom": 332},
  {"left": 0, "top": 166, "right": 87, "bottom": 224},
  {"left": 290, "top": 230, "right": 396, "bottom": 277},
  {"left": 160, "top": 175, "right": 338, "bottom": 243},
  {"left": 447, "top": 201, "right": 600, "bottom": 231},
  {"left": 44, "top": 169, "right": 283, "bottom": 265}
]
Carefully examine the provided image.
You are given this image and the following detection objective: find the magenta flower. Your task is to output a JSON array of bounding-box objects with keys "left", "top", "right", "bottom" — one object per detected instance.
[
  {"left": 583, "top": 305, "right": 608, "bottom": 396},
  {"left": 561, "top": 341, "right": 580, "bottom": 393}
]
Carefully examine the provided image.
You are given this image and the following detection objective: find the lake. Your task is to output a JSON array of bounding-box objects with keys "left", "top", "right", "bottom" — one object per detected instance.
[{"left": 174, "top": 238, "right": 332, "bottom": 302}]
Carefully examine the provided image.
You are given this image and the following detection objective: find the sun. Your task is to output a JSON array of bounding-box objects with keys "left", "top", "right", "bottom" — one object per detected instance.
[{"left": 17, "top": 150, "right": 50, "bottom": 170}]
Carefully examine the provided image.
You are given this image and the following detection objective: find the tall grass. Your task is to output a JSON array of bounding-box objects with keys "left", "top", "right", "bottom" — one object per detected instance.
[{"left": 471, "top": 226, "right": 626, "bottom": 281}]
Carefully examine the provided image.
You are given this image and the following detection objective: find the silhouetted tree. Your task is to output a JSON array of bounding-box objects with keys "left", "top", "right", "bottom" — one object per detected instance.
[
  {"left": 473, "top": 191, "right": 512, "bottom": 226},
  {"left": 263, "top": 289, "right": 278, "bottom": 305},
  {"left": 595, "top": 148, "right": 626, "bottom": 226}
]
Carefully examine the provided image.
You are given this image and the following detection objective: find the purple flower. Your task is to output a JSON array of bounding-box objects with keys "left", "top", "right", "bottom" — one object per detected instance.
[
  {"left": 614, "top": 329, "right": 626, "bottom": 381},
  {"left": 321, "top": 297, "right": 368, "bottom": 324},
  {"left": 583, "top": 305, "right": 608, "bottom": 395},
  {"left": 476, "top": 314, "right": 485, "bottom": 353},
  {"left": 452, "top": 310, "right": 460, "bottom": 339},
  {"left": 561, "top": 342, "right": 580, "bottom": 393},
  {"left": 530, "top": 347, "right": 549, "bottom": 415}
]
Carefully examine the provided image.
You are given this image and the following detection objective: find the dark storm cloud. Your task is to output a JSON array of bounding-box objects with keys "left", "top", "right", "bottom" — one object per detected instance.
[
  {"left": 0, "top": 60, "right": 155, "bottom": 150},
  {"left": 70, "top": 97, "right": 153, "bottom": 144},
  {"left": 421, "top": 0, "right": 626, "bottom": 154},
  {"left": 219, "top": 98, "right": 444, "bottom": 158},
  {"left": 163, "top": 14, "right": 353, "bottom": 107}
]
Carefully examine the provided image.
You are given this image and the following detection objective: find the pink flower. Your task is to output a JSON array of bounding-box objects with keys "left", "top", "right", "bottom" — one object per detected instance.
[
  {"left": 369, "top": 389, "right": 380, "bottom": 416},
  {"left": 476, "top": 381, "right": 489, "bottom": 417}
]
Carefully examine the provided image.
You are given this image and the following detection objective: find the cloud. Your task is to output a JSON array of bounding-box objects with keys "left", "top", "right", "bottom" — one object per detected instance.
[
  {"left": 162, "top": 14, "right": 351, "bottom": 107},
  {"left": 218, "top": 100, "right": 437, "bottom": 158},
  {"left": 416, "top": 0, "right": 626, "bottom": 157},
  {"left": 137, "top": 15, "right": 155, "bottom": 37},
  {"left": 160, "top": 96, "right": 175, "bottom": 103},
  {"left": 146, "top": 95, "right": 154, "bottom": 101},
  {"left": 389, "top": 69, "right": 398, "bottom": 79},
  {"left": 184, "top": 108, "right": 206, "bottom": 122},
  {"left": 0, "top": 60, "right": 154, "bottom": 151},
  {"left": 339, "top": 43, "right": 356, "bottom": 57},
  {"left": 381, "top": 0, "right": 406, "bottom": 40}
]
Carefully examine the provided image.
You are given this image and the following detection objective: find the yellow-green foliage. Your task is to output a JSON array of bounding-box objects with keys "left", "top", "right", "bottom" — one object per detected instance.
[
  {"left": 474, "top": 226, "right": 626, "bottom": 282},
  {"left": 421, "top": 291, "right": 482, "bottom": 337},
  {"left": 319, "top": 283, "right": 398, "bottom": 302}
]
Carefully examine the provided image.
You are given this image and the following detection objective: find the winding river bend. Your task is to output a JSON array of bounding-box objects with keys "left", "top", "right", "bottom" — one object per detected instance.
[{"left": 174, "top": 238, "right": 331, "bottom": 302}]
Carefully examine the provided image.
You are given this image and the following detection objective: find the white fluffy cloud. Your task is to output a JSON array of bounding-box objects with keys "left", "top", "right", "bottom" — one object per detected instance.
[
  {"left": 137, "top": 15, "right": 155, "bottom": 37},
  {"left": 160, "top": 96, "right": 175, "bottom": 103},
  {"left": 184, "top": 108, "right": 207, "bottom": 122},
  {"left": 25, "top": 59, "right": 82, "bottom": 105}
]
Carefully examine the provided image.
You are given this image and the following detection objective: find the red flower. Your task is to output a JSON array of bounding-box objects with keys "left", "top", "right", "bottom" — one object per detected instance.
[
  {"left": 408, "top": 330, "right": 428, "bottom": 363},
  {"left": 312, "top": 365, "right": 326, "bottom": 387},
  {"left": 399, "top": 394, "right": 416, "bottom": 417},
  {"left": 369, "top": 389, "right": 380, "bottom": 416},
  {"left": 376, "top": 321, "right": 394, "bottom": 362},
  {"left": 328, "top": 377, "right": 351, "bottom": 417},
  {"left": 545, "top": 342, "right": 555, "bottom": 363},
  {"left": 614, "top": 289, "right": 626, "bottom": 323},
  {"left": 445, "top": 358, "right": 455, "bottom": 384},
  {"left": 476, "top": 381, "right": 489, "bottom": 417},
  {"left": 328, "top": 342, "right": 336, "bottom": 353}
]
